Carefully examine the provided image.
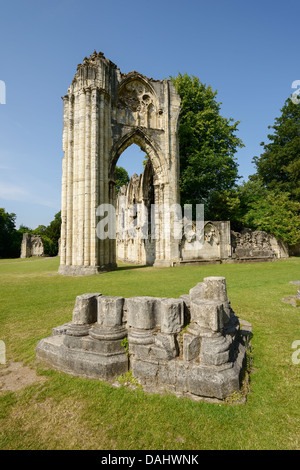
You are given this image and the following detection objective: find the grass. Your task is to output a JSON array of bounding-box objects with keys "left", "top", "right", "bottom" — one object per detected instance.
[{"left": 0, "top": 256, "right": 299, "bottom": 450}]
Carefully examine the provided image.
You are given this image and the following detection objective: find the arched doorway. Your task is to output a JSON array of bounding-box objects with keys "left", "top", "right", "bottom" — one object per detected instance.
[
  {"left": 114, "top": 143, "right": 156, "bottom": 265},
  {"left": 58, "top": 51, "right": 181, "bottom": 275}
]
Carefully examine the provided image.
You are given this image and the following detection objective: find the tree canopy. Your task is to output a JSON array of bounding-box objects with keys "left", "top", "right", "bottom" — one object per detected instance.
[
  {"left": 0, "top": 209, "right": 20, "bottom": 258},
  {"left": 251, "top": 96, "right": 300, "bottom": 201},
  {"left": 170, "top": 76, "right": 299, "bottom": 246},
  {"left": 171, "top": 73, "right": 244, "bottom": 218},
  {"left": 115, "top": 166, "right": 130, "bottom": 193}
]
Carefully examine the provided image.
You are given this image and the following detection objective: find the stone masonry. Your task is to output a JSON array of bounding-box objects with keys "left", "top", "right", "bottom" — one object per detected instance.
[
  {"left": 20, "top": 233, "right": 44, "bottom": 258},
  {"left": 36, "top": 276, "right": 252, "bottom": 401},
  {"left": 58, "top": 51, "right": 181, "bottom": 275}
]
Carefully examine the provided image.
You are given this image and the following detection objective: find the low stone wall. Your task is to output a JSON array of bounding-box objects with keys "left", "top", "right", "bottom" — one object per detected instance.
[
  {"left": 36, "top": 276, "right": 252, "bottom": 401},
  {"left": 231, "top": 228, "right": 289, "bottom": 260}
]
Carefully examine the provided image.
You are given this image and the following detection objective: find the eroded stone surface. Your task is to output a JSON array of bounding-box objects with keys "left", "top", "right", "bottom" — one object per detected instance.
[{"left": 36, "top": 276, "right": 252, "bottom": 401}]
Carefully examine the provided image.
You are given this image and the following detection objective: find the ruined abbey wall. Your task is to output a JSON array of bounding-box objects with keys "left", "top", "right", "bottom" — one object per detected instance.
[{"left": 59, "top": 51, "right": 181, "bottom": 276}]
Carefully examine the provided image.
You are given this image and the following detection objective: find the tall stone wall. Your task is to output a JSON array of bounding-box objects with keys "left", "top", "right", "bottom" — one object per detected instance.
[{"left": 36, "top": 276, "right": 252, "bottom": 401}]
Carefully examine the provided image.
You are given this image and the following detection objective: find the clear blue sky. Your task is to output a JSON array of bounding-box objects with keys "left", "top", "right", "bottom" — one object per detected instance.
[{"left": 0, "top": 0, "right": 299, "bottom": 229}]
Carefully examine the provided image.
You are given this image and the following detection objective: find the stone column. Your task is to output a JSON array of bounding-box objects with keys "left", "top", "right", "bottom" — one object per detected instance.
[
  {"left": 90, "top": 296, "right": 126, "bottom": 342},
  {"left": 72, "top": 92, "right": 79, "bottom": 265},
  {"left": 126, "top": 297, "right": 156, "bottom": 345},
  {"left": 60, "top": 95, "right": 69, "bottom": 266},
  {"left": 77, "top": 90, "right": 86, "bottom": 266},
  {"left": 90, "top": 87, "right": 100, "bottom": 267},
  {"left": 66, "top": 94, "right": 74, "bottom": 266},
  {"left": 84, "top": 88, "right": 91, "bottom": 266},
  {"left": 66, "top": 293, "right": 101, "bottom": 337}
]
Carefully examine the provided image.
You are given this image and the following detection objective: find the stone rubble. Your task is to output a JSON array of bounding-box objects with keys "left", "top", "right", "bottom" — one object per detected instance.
[{"left": 36, "top": 276, "right": 252, "bottom": 401}]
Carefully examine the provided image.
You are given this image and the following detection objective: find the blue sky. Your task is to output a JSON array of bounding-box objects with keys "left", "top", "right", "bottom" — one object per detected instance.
[{"left": 0, "top": 0, "right": 299, "bottom": 229}]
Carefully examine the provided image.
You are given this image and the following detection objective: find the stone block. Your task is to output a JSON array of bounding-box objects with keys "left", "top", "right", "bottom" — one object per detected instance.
[
  {"left": 179, "top": 294, "right": 191, "bottom": 324},
  {"left": 131, "top": 358, "right": 159, "bottom": 383},
  {"left": 189, "top": 283, "right": 204, "bottom": 301},
  {"left": 190, "top": 299, "right": 229, "bottom": 333},
  {"left": 175, "top": 361, "right": 189, "bottom": 392},
  {"left": 36, "top": 335, "right": 128, "bottom": 381},
  {"left": 152, "top": 297, "right": 168, "bottom": 327},
  {"left": 72, "top": 293, "right": 101, "bottom": 325},
  {"left": 155, "top": 332, "right": 178, "bottom": 359},
  {"left": 157, "top": 361, "right": 176, "bottom": 387},
  {"left": 200, "top": 336, "right": 230, "bottom": 366},
  {"left": 203, "top": 276, "right": 228, "bottom": 301},
  {"left": 183, "top": 333, "right": 201, "bottom": 361},
  {"left": 129, "top": 342, "right": 152, "bottom": 359},
  {"left": 126, "top": 297, "right": 156, "bottom": 330},
  {"left": 160, "top": 298, "right": 184, "bottom": 334},
  {"left": 97, "top": 296, "right": 124, "bottom": 327},
  {"left": 188, "top": 363, "right": 240, "bottom": 399}
]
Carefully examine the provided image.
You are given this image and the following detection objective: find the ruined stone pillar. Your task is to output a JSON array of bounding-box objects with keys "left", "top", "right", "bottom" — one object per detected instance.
[
  {"left": 66, "top": 94, "right": 74, "bottom": 267},
  {"left": 84, "top": 88, "right": 91, "bottom": 266}
]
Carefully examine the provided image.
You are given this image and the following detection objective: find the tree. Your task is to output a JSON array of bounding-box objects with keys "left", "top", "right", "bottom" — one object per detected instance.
[
  {"left": 170, "top": 73, "right": 244, "bottom": 218},
  {"left": 0, "top": 208, "right": 21, "bottom": 258},
  {"left": 210, "top": 180, "right": 300, "bottom": 245},
  {"left": 115, "top": 166, "right": 130, "bottom": 193},
  {"left": 251, "top": 96, "right": 300, "bottom": 201},
  {"left": 238, "top": 180, "right": 300, "bottom": 245},
  {"left": 32, "top": 225, "right": 46, "bottom": 236},
  {"left": 18, "top": 224, "right": 32, "bottom": 234},
  {"left": 43, "top": 211, "right": 61, "bottom": 254}
]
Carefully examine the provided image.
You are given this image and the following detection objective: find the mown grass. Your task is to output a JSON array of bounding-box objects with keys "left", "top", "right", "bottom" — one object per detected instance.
[{"left": 0, "top": 256, "right": 299, "bottom": 450}]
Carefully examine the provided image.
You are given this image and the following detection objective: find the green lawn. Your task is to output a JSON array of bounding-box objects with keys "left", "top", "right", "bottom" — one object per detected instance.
[{"left": 0, "top": 256, "right": 299, "bottom": 450}]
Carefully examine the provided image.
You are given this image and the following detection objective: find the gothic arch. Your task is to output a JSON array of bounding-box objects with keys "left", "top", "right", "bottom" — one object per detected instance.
[
  {"left": 109, "top": 127, "right": 165, "bottom": 184},
  {"left": 59, "top": 51, "right": 181, "bottom": 275}
]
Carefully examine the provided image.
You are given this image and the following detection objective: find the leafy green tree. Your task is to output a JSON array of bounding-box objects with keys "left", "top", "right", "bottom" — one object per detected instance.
[
  {"left": 18, "top": 224, "right": 32, "bottom": 234},
  {"left": 0, "top": 208, "right": 21, "bottom": 258},
  {"left": 32, "top": 225, "right": 46, "bottom": 236},
  {"left": 43, "top": 211, "right": 61, "bottom": 254},
  {"left": 170, "top": 73, "right": 244, "bottom": 218},
  {"left": 42, "top": 236, "right": 57, "bottom": 257},
  {"left": 241, "top": 185, "right": 300, "bottom": 246},
  {"left": 211, "top": 180, "right": 300, "bottom": 245},
  {"left": 251, "top": 96, "right": 300, "bottom": 201},
  {"left": 115, "top": 166, "right": 130, "bottom": 193}
]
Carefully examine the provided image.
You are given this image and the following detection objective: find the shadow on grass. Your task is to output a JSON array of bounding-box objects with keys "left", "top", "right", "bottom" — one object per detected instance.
[{"left": 116, "top": 264, "right": 149, "bottom": 271}]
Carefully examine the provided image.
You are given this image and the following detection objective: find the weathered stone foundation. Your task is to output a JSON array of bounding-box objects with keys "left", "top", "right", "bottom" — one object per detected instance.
[{"left": 36, "top": 276, "right": 252, "bottom": 401}]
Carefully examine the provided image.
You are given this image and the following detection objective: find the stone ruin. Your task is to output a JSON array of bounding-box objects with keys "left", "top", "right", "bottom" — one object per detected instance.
[
  {"left": 115, "top": 169, "right": 289, "bottom": 267},
  {"left": 282, "top": 281, "right": 300, "bottom": 308},
  {"left": 58, "top": 51, "right": 181, "bottom": 275},
  {"left": 20, "top": 233, "right": 44, "bottom": 258},
  {"left": 57, "top": 51, "right": 290, "bottom": 275},
  {"left": 36, "top": 276, "right": 252, "bottom": 401},
  {"left": 231, "top": 228, "right": 289, "bottom": 261}
]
